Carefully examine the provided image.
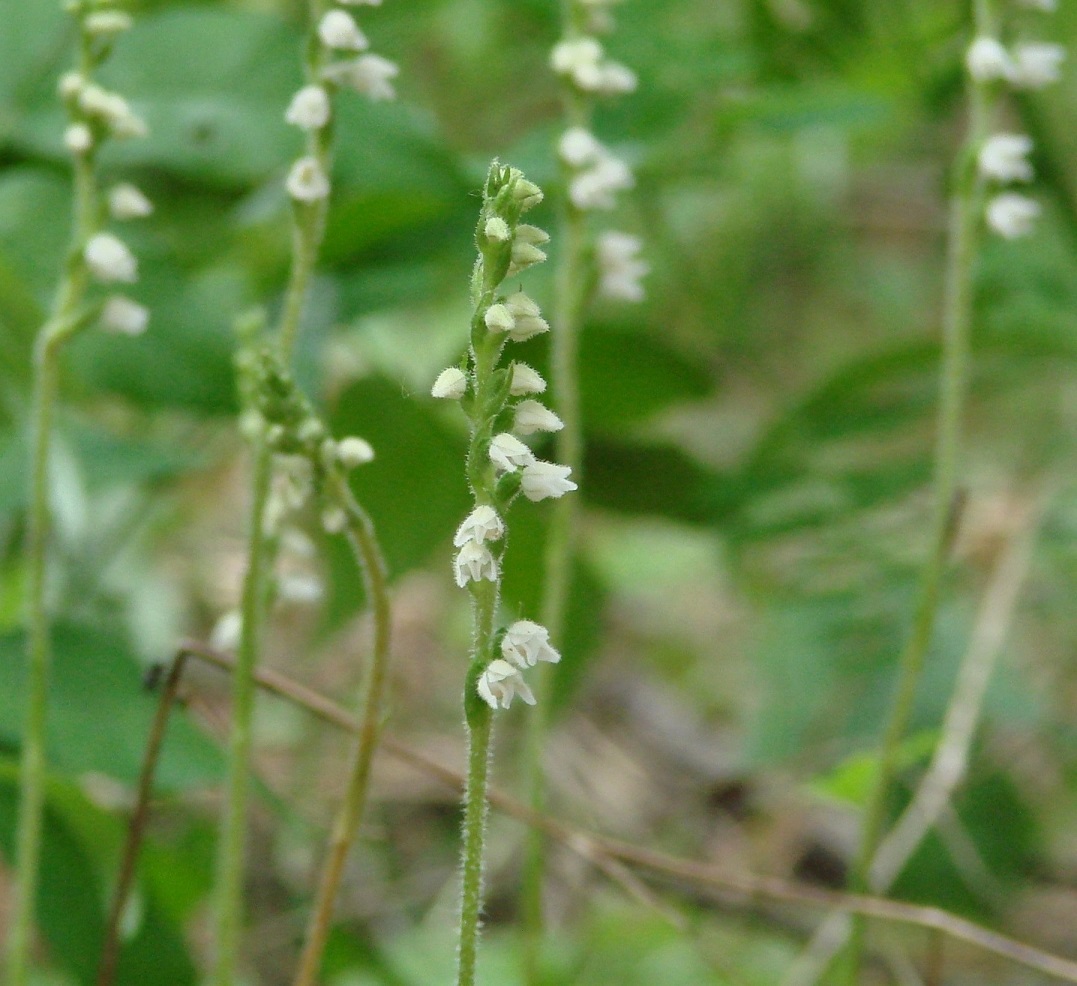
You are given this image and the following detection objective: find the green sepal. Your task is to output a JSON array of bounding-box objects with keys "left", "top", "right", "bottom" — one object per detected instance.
[{"left": 495, "top": 470, "right": 522, "bottom": 503}]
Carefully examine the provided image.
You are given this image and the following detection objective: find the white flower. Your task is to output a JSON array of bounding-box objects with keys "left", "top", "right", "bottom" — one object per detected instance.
[
  {"left": 501, "top": 620, "right": 561, "bottom": 669},
  {"left": 432, "top": 366, "right": 467, "bottom": 399},
  {"left": 511, "top": 174, "right": 544, "bottom": 210},
  {"left": 520, "top": 461, "right": 577, "bottom": 501},
  {"left": 966, "top": 37, "right": 1013, "bottom": 83},
  {"left": 485, "top": 217, "right": 511, "bottom": 242},
  {"left": 336, "top": 436, "right": 375, "bottom": 468},
  {"left": 57, "top": 71, "right": 85, "bottom": 101},
  {"left": 514, "top": 400, "right": 564, "bottom": 435},
  {"left": 210, "top": 610, "right": 243, "bottom": 652},
  {"left": 322, "top": 54, "right": 399, "bottom": 100},
  {"left": 510, "top": 363, "right": 547, "bottom": 396},
  {"left": 453, "top": 540, "right": 498, "bottom": 587},
  {"left": 64, "top": 123, "right": 93, "bottom": 154},
  {"left": 286, "top": 156, "right": 330, "bottom": 202},
  {"left": 278, "top": 572, "right": 324, "bottom": 603},
  {"left": 504, "top": 292, "right": 549, "bottom": 342},
  {"left": 986, "top": 192, "right": 1040, "bottom": 239},
  {"left": 596, "top": 231, "right": 649, "bottom": 303},
  {"left": 85, "top": 233, "right": 138, "bottom": 283},
  {"left": 550, "top": 37, "right": 604, "bottom": 85},
  {"left": 594, "top": 61, "right": 637, "bottom": 95},
  {"left": 285, "top": 85, "right": 331, "bottom": 129},
  {"left": 1011, "top": 43, "right": 1065, "bottom": 90},
  {"left": 485, "top": 303, "right": 516, "bottom": 332},
  {"left": 454, "top": 505, "right": 505, "bottom": 547},
  {"left": 100, "top": 295, "right": 148, "bottom": 335},
  {"left": 318, "top": 10, "right": 369, "bottom": 51},
  {"left": 978, "top": 133, "right": 1034, "bottom": 182},
  {"left": 84, "top": 11, "right": 133, "bottom": 35},
  {"left": 569, "top": 154, "right": 634, "bottom": 210},
  {"left": 558, "top": 126, "right": 604, "bottom": 167},
  {"left": 509, "top": 225, "right": 550, "bottom": 275},
  {"left": 322, "top": 505, "right": 347, "bottom": 533},
  {"left": 489, "top": 432, "right": 535, "bottom": 472},
  {"left": 477, "top": 659, "right": 536, "bottom": 709},
  {"left": 108, "top": 183, "right": 153, "bottom": 220},
  {"left": 78, "top": 85, "right": 146, "bottom": 138}
]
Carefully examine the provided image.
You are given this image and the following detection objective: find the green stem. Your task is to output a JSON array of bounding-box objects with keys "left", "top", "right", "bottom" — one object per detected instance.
[
  {"left": 837, "top": 7, "right": 992, "bottom": 981},
  {"left": 292, "top": 480, "right": 391, "bottom": 986},
  {"left": 457, "top": 703, "right": 494, "bottom": 986}
]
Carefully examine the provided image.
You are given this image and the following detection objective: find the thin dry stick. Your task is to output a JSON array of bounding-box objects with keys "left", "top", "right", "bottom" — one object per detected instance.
[{"left": 184, "top": 643, "right": 1077, "bottom": 984}]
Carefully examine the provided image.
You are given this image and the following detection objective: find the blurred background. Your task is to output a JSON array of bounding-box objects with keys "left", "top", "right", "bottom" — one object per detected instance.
[{"left": 2, "top": 0, "right": 1077, "bottom": 982}]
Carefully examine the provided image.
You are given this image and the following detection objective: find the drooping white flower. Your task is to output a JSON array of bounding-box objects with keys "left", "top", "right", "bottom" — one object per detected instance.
[
  {"left": 108, "top": 183, "right": 153, "bottom": 220},
  {"left": 432, "top": 366, "right": 467, "bottom": 399},
  {"left": 550, "top": 37, "right": 604, "bottom": 86},
  {"left": 503, "top": 292, "right": 549, "bottom": 342},
  {"left": 966, "top": 37, "right": 1014, "bottom": 82},
  {"left": 489, "top": 432, "right": 535, "bottom": 472},
  {"left": 84, "top": 11, "right": 133, "bottom": 35},
  {"left": 100, "top": 295, "right": 149, "bottom": 335},
  {"left": 594, "top": 61, "right": 637, "bottom": 95},
  {"left": 57, "top": 71, "right": 85, "bottom": 101},
  {"left": 322, "top": 54, "right": 399, "bottom": 100},
  {"left": 520, "top": 461, "right": 577, "bottom": 501},
  {"left": 511, "top": 174, "right": 544, "bottom": 210},
  {"left": 477, "top": 659, "right": 536, "bottom": 709},
  {"left": 558, "top": 126, "right": 604, "bottom": 168},
  {"left": 509, "top": 363, "right": 547, "bottom": 396},
  {"left": 509, "top": 225, "right": 550, "bottom": 275},
  {"left": 986, "top": 192, "right": 1040, "bottom": 238},
  {"left": 484, "top": 303, "right": 516, "bottom": 333},
  {"left": 569, "top": 154, "right": 634, "bottom": 211},
  {"left": 64, "top": 123, "right": 93, "bottom": 154},
  {"left": 286, "top": 156, "right": 330, "bottom": 202},
  {"left": 210, "top": 610, "right": 243, "bottom": 652},
  {"left": 85, "top": 233, "right": 138, "bottom": 283},
  {"left": 485, "top": 217, "right": 511, "bottom": 242},
  {"left": 978, "top": 133, "right": 1034, "bottom": 182},
  {"left": 453, "top": 540, "right": 498, "bottom": 587},
  {"left": 596, "top": 231, "right": 649, "bottom": 303},
  {"left": 318, "top": 10, "right": 369, "bottom": 51},
  {"left": 454, "top": 505, "right": 505, "bottom": 547},
  {"left": 336, "top": 436, "right": 375, "bottom": 468},
  {"left": 78, "top": 85, "right": 146, "bottom": 138},
  {"left": 501, "top": 620, "right": 561, "bottom": 669},
  {"left": 1010, "top": 43, "right": 1066, "bottom": 89},
  {"left": 285, "top": 85, "right": 332, "bottom": 129},
  {"left": 514, "top": 400, "right": 564, "bottom": 435}
]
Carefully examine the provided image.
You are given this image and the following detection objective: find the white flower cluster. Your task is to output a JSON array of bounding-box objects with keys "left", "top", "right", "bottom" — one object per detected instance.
[
  {"left": 966, "top": 10, "right": 1065, "bottom": 239},
  {"left": 476, "top": 620, "right": 562, "bottom": 709},
  {"left": 284, "top": 2, "right": 399, "bottom": 203},
  {"left": 552, "top": 5, "right": 647, "bottom": 303}
]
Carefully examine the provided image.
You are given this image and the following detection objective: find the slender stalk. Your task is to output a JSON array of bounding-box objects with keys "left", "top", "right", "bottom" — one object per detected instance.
[
  {"left": 837, "top": 3, "right": 993, "bottom": 980},
  {"left": 209, "top": 2, "right": 329, "bottom": 978},
  {"left": 291, "top": 480, "right": 391, "bottom": 986},
  {"left": 457, "top": 702, "right": 494, "bottom": 986}
]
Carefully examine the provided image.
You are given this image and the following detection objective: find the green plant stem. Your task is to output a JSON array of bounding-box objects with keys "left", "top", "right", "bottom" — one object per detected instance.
[
  {"left": 837, "top": 7, "right": 992, "bottom": 981},
  {"left": 209, "top": 3, "right": 330, "bottom": 978},
  {"left": 292, "top": 480, "right": 391, "bottom": 986},
  {"left": 457, "top": 701, "right": 494, "bottom": 986}
]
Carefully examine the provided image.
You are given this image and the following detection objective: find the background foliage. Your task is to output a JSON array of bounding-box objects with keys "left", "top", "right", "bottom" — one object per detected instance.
[{"left": 2, "top": 0, "right": 1077, "bottom": 982}]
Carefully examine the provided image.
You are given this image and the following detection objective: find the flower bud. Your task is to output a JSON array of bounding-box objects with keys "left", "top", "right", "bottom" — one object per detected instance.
[
  {"left": 432, "top": 366, "right": 467, "bottom": 399},
  {"left": 318, "top": 10, "right": 369, "bottom": 51}
]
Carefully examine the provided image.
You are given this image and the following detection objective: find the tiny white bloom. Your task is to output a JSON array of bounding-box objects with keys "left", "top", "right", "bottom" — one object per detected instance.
[
  {"left": 510, "top": 363, "right": 547, "bottom": 396},
  {"left": 57, "top": 71, "right": 85, "bottom": 101},
  {"left": 1010, "top": 43, "right": 1065, "bottom": 90},
  {"left": 514, "top": 400, "right": 564, "bottom": 435},
  {"left": 286, "top": 156, "right": 331, "bottom": 202},
  {"left": 966, "top": 37, "right": 1013, "bottom": 83},
  {"left": 558, "top": 126, "right": 604, "bottom": 167},
  {"left": 100, "top": 295, "right": 148, "bottom": 335},
  {"left": 986, "top": 192, "right": 1040, "bottom": 239},
  {"left": 550, "top": 36, "right": 604, "bottom": 87},
  {"left": 64, "top": 123, "right": 94, "bottom": 154},
  {"left": 318, "top": 10, "right": 369, "bottom": 51},
  {"left": 511, "top": 175, "right": 544, "bottom": 210},
  {"left": 322, "top": 505, "right": 347, "bottom": 533},
  {"left": 485, "top": 216, "right": 511, "bottom": 242},
  {"left": 432, "top": 366, "right": 467, "bottom": 399},
  {"left": 322, "top": 54, "right": 399, "bottom": 101},
  {"left": 978, "top": 133, "right": 1034, "bottom": 183},
  {"left": 281, "top": 528, "right": 316, "bottom": 558},
  {"left": 484, "top": 303, "right": 516, "bottom": 332},
  {"left": 454, "top": 505, "right": 505, "bottom": 547},
  {"left": 595, "top": 60, "right": 637, "bottom": 95},
  {"left": 336, "top": 436, "right": 375, "bottom": 468},
  {"left": 504, "top": 292, "right": 549, "bottom": 342},
  {"left": 278, "top": 572, "right": 324, "bottom": 603},
  {"left": 570, "top": 154, "right": 634, "bottom": 211},
  {"left": 85, "top": 233, "right": 138, "bottom": 283},
  {"left": 520, "top": 461, "right": 578, "bottom": 501},
  {"left": 508, "top": 226, "right": 550, "bottom": 275},
  {"left": 489, "top": 432, "right": 535, "bottom": 472},
  {"left": 78, "top": 85, "right": 146, "bottom": 138},
  {"left": 596, "top": 231, "right": 649, "bottom": 303},
  {"left": 285, "top": 85, "right": 331, "bottom": 130},
  {"left": 84, "top": 11, "right": 133, "bottom": 35},
  {"left": 210, "top": 610, "right": 243, "bottom": 652},
  {"left": 108, "top": 183, "right": 153, "bottom": 220},
  {"left": 501, "top": 620, "right": 561, "bottom": 669},
  {"left": 477, "top": 659, "right": 536, "bottom": 709},
  {"left": 454, "top": 540, "right": 498, "bottom": 587}
]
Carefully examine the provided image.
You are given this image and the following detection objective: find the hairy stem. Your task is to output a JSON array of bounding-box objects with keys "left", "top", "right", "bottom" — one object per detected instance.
[
  {"left": 292, "top": 480, "right": 391, "bottom": 986},
  {"left": 457, "top": 702, "right": 494, "bottom": 986}
]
